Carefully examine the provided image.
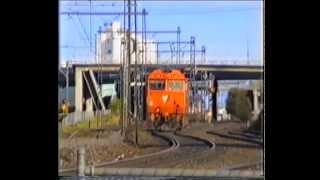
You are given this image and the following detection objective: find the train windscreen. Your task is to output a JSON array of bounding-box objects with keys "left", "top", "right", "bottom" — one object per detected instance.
[
  {"left": 149, "top": 80, "right": 165, "bottom": 90},
  {"left": 167, "top": 80, "right": 183, "bottom": 91}
]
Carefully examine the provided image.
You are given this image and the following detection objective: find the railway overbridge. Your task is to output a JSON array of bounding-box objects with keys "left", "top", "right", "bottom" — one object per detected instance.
[{"left": 59, "top": 64, "right": 263, "bottom": 122}]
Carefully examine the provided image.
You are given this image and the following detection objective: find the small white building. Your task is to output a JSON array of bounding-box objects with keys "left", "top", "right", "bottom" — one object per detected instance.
[
  {"left": 96, "top": 21, "right": 157, "bottom": 64},
  {"left": 217, "top": 108, "right": 231, "bottom": 121}
]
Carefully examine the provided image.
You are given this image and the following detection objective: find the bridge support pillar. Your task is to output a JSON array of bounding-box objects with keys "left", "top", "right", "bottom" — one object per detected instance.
[{"left": 75, "top": 68, "right": 83, "bottom": 112}]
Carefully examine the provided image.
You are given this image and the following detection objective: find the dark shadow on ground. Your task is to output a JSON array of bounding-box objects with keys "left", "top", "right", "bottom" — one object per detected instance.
[
  {"left": 139, "top": 143, "right": 208, "bottom": 148},
  {"left": 207, "top": 131, "right": 263, "bottom": 145},
  {"left": 228, "top": 131, "right": 262, "bottom": 139},
  {"left": 215, "top": 143, "right": 262, "bottom": 149},
  {"left": 138, "top": 144, "right": 171, "bottom": 148},
  {"left": 178, "top": 144, "right": 209, "bottom": 148}
]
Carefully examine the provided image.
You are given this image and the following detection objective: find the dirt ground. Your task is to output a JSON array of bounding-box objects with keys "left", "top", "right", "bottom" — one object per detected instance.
[
  {"left": 59, "top": 126, "right": 168, "bottom": 170},
  {"left": 59, "top": 120, "right": 263, "bottom": 171}
]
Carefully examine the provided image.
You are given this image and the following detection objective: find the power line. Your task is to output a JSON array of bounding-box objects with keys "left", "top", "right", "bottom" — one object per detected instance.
[
  {"left": 75, "top": 15, "right": 91, "bottom": 45},
  {"left": 60, "top": 8, "right": 257, "bottom": 16},
  {"left": 62, "top": 4, "right": 123, "bottom": 7},
  {"left": 69, "top": 15, "right": 90, "bottom": 48},
  {"left": 67, "top": 14, "right": 95, "bottom": 61},
  {"left": 60, "top": 0, "right": 137, "bottom": 1},
  {"left": 150, "top": 8, "right": 259, "bottom": 15},
  {"left": 64, "top": 16, "right": 97, "bottom": 63},
  {"left": 90, "top": 0, "right": 92, "bottom": 59},
  {"left": 60, "top": 11, "right": 148, "bottom": 16},
  {"left": 61, "top": 45, "right": 90, "bottom": 48}
]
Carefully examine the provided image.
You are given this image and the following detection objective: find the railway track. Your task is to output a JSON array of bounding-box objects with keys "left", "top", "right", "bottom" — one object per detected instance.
[
  {"left": 60, "top": 121, "right": 262, "bottom": 177},
  {"left": 61, "top": 130, "right": 213, "bottom": 176},
  {"left": 59, "top": 130, "right": 182, "bottom": 176},
  {"left": 102, "top": 130, "right": 213, "bottom": 168},
  {"left": 207, "top": 131, "right": 263, "bottom": 146},
  {"left": 92, "top": 131, "right": 181, "bottom": 167}
]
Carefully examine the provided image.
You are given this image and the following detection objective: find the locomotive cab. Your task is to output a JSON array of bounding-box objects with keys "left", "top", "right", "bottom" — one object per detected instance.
[{"left": 146, "top": 69, "right": 189, "bottom": 131}]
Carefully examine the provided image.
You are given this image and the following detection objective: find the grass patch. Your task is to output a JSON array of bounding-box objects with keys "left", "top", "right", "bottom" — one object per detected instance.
[
  {"left": 123, "top": 123, "right": 154, "bottom": 146},
  {"left": 60, "top": 97, "right": 123, "bottom": 138},
  {"left": 61, "top": 113, "right": 121, "bottom": 138}
]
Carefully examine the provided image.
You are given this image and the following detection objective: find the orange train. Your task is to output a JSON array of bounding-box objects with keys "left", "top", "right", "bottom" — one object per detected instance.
[{"left": 146, "top": 69, "right": 189, "bottom": 130}]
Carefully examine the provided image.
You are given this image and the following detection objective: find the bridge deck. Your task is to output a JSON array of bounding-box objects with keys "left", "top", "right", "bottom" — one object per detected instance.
[{"left": 59, "top": 64, "right": 263, "bottom": 86}]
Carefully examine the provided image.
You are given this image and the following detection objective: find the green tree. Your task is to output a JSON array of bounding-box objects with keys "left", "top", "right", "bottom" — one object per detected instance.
[
  {"left": 226, "top": 88, "right": 252, "bottom": 122},
  {"left": 249, "top": 108, "right": 263, "bottom": 132}
]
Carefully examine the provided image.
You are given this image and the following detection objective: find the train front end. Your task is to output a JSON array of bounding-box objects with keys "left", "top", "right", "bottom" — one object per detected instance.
[{"left": 147, "top": 69, "right": 189, "bottom": 130}]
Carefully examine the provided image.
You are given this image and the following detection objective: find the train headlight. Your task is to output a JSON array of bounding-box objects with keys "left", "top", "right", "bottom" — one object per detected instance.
[
  {"left": 149, "top": 100, "right": 153, "bottom": 107},
  {"left": 162, "top": 95, "right": 169, "bottom": 103}
]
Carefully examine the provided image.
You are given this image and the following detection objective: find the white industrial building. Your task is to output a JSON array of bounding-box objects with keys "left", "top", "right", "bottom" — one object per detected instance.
[{"left": 96, "top": 21, "right": 157, "bottom": 64}]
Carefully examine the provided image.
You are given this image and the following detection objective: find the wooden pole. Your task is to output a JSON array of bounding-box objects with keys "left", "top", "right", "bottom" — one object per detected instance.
[{"left": 77, "top": 147, "right": 86, "bottom": 176}]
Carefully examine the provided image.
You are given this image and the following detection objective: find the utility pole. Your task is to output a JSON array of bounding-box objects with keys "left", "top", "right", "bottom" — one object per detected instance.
[
  {"left": 201, "top": 46, "right": 206, "bottom": 64},
  {"left": 177, "top": 26, "right": 181, "bottom": 64},
  {"left": 66, "top": 61, "right": 69, "bottom": 103},
  {"left": 134, "top": 0, "right": 138, "bottom": 146},
  {"left": 156, "top": 40, "right": 159, "bottom": 64},
  {"left": 170, "top": 42, "right": 174, "bottom": 65},
  {"left": 121, "top": 0, "right": 128, "bottom": 136},
  {"left": 141, "top": 8, "right": 147, "bottom": 123},
  {"left": 190, "top": 36, "right": 196, "bottom": 80},
  {"left": 193, "top": 37, "right": 196, "bottom": 78},
  {"left": 128, "top": 0, "right": 132, "bottom": 126},
  {"left": 246, "top": 35, "right": 250, "bottom": 65}
]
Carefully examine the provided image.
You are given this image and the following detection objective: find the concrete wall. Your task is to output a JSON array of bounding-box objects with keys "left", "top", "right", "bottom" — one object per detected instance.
[
  {"left": 86, "top": 98, "right": 93, "bottom": 112},
  {"left": 74, "top": 68, "right": 118, "bottom": 112},
  {"left": 75, "top": 67, "right": 83, "bottom": 112}
]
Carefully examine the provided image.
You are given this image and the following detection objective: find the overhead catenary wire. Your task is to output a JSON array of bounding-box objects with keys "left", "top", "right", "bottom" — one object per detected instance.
[
  {"left": 60, "top": 11, "right": 148, "bottom": 16},
  {"left": 61, "top": 45, "right": 90, "bottom": 48},
  {"left": 62, "top": 3, "right": 123, "bottom": 7},
  {"left": 74, "top": 15, "right": 96, "bottom": 55},
  {"left": 67, "top": 15, "right": 95, "bottom": 63},
  {"left": 69, "top": 15, "right": 90, "bottom": 48},
  {"left": 147, "top": 8, "right": 260, "bottom": 15},
  {"left": 60, "top": 2, "right": 260, "bottom": 59},
  {"left": 75, "top": 15, "right": 91, "bottom": 46}
]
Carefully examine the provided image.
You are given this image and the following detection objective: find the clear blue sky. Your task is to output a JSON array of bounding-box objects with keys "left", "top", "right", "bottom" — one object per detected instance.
[{"left": 59, "top": 0, "right": 263, "bottom": 65}]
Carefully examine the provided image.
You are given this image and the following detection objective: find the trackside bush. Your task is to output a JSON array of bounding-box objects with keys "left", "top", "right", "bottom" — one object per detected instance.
[{"left": 226, "top": 88, "right": 252, "bottom": 122}]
